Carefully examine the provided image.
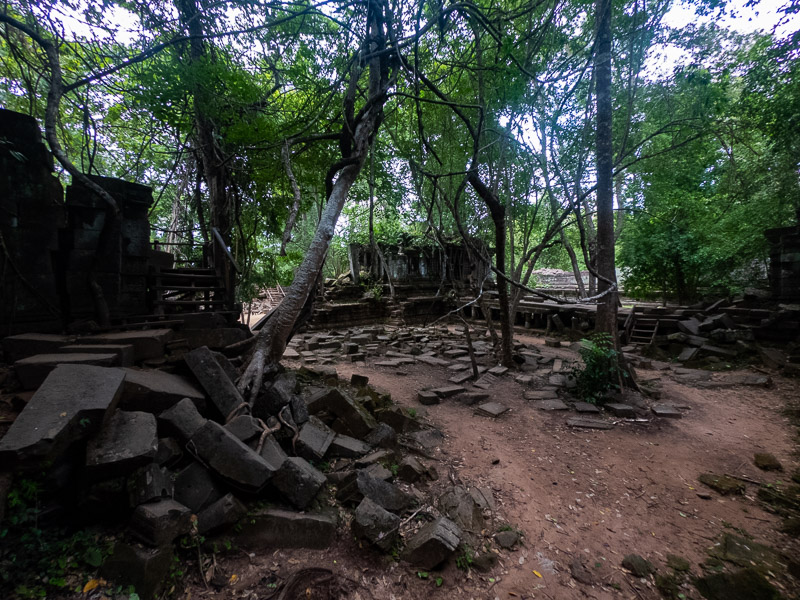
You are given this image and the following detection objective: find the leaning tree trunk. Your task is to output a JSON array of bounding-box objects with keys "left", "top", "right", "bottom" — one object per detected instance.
[
  {"left": 594, "top": 0, "right": 618, "bottom": 338},
  {"left": 467, "top": 171, "right": 514, "bottom": 368},
  {"left": 237, "top": 0, "right": 392, "bottom": 401}
]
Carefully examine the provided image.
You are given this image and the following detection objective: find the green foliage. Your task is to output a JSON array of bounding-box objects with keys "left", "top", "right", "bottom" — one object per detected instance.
[
  {"left": 572, "top": 334, "right": 623, "bottom": 404},
  {"left": 455, "top": 545, "right": 474, "bottom": 571},
  {"left": 0, "top": 478, "right": 113, "bottom": 599}
]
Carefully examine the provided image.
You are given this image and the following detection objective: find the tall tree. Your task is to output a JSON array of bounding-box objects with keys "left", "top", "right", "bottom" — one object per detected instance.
[{"left": 593, "top": 0, "right": 617, "bottom": 338}]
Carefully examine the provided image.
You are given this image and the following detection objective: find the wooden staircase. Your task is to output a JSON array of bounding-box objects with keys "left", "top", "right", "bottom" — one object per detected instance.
[
  {"left": 628, "top": 316, "right": 659, "bottom": 345},
  {"left": 148, "top": 227, "right": 240, "bottom": 316}
]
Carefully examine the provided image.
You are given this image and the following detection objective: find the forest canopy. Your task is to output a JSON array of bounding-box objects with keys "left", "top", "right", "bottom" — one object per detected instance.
[{"left": 1, "top": 0, "right": 798, "bottom": 306}]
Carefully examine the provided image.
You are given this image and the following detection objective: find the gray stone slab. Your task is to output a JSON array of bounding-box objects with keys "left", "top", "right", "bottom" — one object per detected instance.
[
  {"left": 439, "top": 485, "right": 483, "bottom": 531},
  {"left": 120, "top": 368, "right": 205, "bottom": 413},
  {"left": 432, "top": 385, "right": 465, "bottom": 398},
  {"left": 401, "top": 517, "right": 461, "bottom": 569},
  {"left": 417, "top": 390, "right": 440, "bottom": 405},
  {"left": 225, "top": 415, "right": 264, "bottom": 443},
  {"left": 271, "top": 457, "right": 327, "bottom": 510},
  {"left": 1, "top": 333, "right": 72, "bottom": 362},
  {"left": 416, "top": 356, "right": 451, "bottom": 367},
  {"left": 0, "top": 364, "right": 125, "bottom": 464},
  {"left": 566, "top": 417, "right": 614, "bottom": 430},
  {"left": 474, "top": 402, "right": 509, "bottom": 418},
  {"left": 328, "top": 433, "right": 371, "bottom": 458},
  {"left": 296, "top": 416, "right": 336, "bottom": 461},
  {"left": 86, "top": 410, "right": 159, "bottom": 476},
  {"left": 304, "top": 388, "right": 376, "bottom": 438},
  {"left": 352, "top": 497, "right": 400, "bottom": 552},
  {"left": 574, "top": 402, "right": 601, "bottom": 414},
  {"left": 443, "top": 349, "right": 468, "bottom": 358},
  {"left": 535, "top": 399, "right": 569, "bottom": 411},
  {"left": 61, "top": 344, "right": 134, "bottom": 367},
  {"left": 524, "top": 390, "right": 558, "bottom": 400},
  {"left": 700, "top": 344, "right": 738, "bottom": 358},
  {"left": 158, "top": 398, "right": 207, "bottom": 441},
  {"left": 364, "top": 463, "right": 393, "bottom": 480},
  {"left": 15, "top": 353, "right": 120, "bottom": 389},
  {"left": 364, "top": 423, "right": 397, "bottom": 448},
  {"left": 677, "top": 346, "right": 700, "bottom": 362},
  {"left": 101, "top": 542, "right": 172, "bottom": 600},
  {"left": 605, "top": 403, "right": 636, "bottom": 418},
  {"left": 487, "top": 366, "right": 508, "bottom": 376},
  {"left": 473, "top": 373, "right": 497, "bottom": 390},
  {"left": 189, "top": 421, "right": 277, "bottom": 491},
  {"left": 184, "top": 346, "right": 244, "bottom": 420},
  {"left": 79, "top": 329, "right": 174, "bottom": 361},
  {"left": 128, "top": 464, "right": 174, "bottom": 507},
  {"left": 252, "top": 372, "right": 297, "bottom": 420},
  {"left": 397, "top": 456, "right": 425, "bottom": 483},
  {"left": 336, "top": 470, "right": 415, "bottom": 512},
  {"left": 154, "top": 437, "right": 183, "bottom": 467},
  {"left": 174, "top": 461, "right": 225, "bottom": 512},
  {"left": 130, "top": 499, "right": 192, "bottom": 547},
  {"left": 197, "top": 493, "right": 247, "bottom": 535},
  {"left": 448, "top": 372, "right": 473, "bottom": 384},
  {"left": 235, "top": 508, "right": 337, "bottom": 550},
  {"left": 651, "top": 404, "right": 682, "bottom": 419},
  {"left": 677, "top": 318, "right": 702, "bottom": 336},
  {"left": 259, "top": 433, "right": 288, "bottom": 470}
]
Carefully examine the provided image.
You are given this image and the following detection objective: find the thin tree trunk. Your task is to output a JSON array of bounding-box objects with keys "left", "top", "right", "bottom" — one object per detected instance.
[
  {"left": 177, "top": 0, "right": 232, "bottom": 244},
  {"left": 594, "top": 0, "right": 618, "bottom": 338},
  {"left": 280, "top": 139, "right": 302, "bottom": 255},
  {"left": 468, "top": 171, "right": 514, "bottom": 367}
]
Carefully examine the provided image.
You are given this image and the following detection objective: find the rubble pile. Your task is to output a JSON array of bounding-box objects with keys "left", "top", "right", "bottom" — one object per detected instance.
[
  {"left": 628, "top": 303, "right": 800, "bottom": 374},
  {"left": 0, "top": 332, "right": 507, "bottom": 598}
]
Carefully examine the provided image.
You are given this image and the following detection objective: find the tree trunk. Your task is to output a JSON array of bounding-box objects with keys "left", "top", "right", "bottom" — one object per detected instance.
[
  {"left": 237, "top": 0, "right": 392, "bottom": 400},
  {"left": 176, "top": 0, "right": 232, "bottom": 245},
  {"left": 468, "top": 171, "right": 514, "bottom": 367},
  {"left": 594, "top": 0, "right": 618, "bottom": 338}
]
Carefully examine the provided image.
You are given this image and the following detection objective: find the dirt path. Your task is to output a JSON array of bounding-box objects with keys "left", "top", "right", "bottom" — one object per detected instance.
[{"left": 202, "top": 331, "right": 798, "bottom": 600}]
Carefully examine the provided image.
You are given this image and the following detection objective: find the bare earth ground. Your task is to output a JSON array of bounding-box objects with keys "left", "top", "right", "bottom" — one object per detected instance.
[{"left": 188, "top": 330, "right": 799, "bottom": 600}]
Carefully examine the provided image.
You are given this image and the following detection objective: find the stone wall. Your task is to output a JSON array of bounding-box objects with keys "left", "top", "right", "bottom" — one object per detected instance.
[
  {"left": 765, "top": 226, "right": 800, "bottom": 300},
  {"left": 0, "top": 109, "right": 154, "bottom": 334}
]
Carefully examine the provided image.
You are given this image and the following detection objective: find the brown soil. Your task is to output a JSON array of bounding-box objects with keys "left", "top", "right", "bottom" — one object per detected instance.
[{"left": 188, "top": 330, "right": 799, "bottom": 600}]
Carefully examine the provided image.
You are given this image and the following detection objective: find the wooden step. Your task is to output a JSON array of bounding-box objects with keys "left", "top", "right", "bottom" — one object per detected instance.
[
  {"left": 159, "top": 267, "right": 216, "bottom": 275},
  {"left": 155, "top": 273, "right": 221, "bottom": 283},
  {"left": 153, "top": 300, "right": 227, "bottom": 306},
  {"left": 153, "top": 285, "right": 225, "bottom": 292}
]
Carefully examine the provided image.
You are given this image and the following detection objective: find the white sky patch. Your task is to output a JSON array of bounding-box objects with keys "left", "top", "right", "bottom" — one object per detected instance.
[{"left": 646, "top": 0, "right": 793, "bottom": 78}]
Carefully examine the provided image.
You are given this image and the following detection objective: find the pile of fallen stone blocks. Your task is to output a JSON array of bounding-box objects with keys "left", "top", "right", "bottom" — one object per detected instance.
[
  {"left": 631, "top": 304, "right": 800, "bottom": 374},
  {"left": 0, "top": 341, "right": 495, "bottom": 597}
]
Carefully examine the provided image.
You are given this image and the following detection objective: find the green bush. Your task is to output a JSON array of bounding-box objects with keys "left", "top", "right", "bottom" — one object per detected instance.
[{"left": 572, "top": 333, "right": 624, "bottom": 404}]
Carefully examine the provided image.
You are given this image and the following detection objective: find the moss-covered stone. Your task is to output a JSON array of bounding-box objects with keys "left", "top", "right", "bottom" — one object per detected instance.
[
  {"left": 622, "top": 554, "right": 654, "bottom": 577},
  {"left": 666, "top": 554, "right": 691, "bottom": 572},
  {"left": 698, "top": 473, "right": 745, "bottom": 495},
  {"left": 707, "top": 533, "right": 783, "bottom": 573},
  {"left": 694, "top": 567, "right": 782, "bottom": 600},
  {"left": 753, "top": 453, "right": 783, "bottom": 471},
  {"left": 655, "top": 573, "right": 682, "bottom": 598},
  {"left": 780, "top": 516, "right": 800, "bottom": 536}
]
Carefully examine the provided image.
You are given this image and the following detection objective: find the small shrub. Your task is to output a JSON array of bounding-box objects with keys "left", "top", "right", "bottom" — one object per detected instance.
[{"left": 572, "top": 333, "right": 624, "bottom": 404}]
